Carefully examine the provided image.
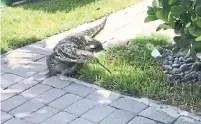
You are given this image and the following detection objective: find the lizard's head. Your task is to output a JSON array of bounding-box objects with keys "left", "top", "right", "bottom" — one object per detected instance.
[{"left": 85, "top": 39, "right": 104, "bottom": 53}]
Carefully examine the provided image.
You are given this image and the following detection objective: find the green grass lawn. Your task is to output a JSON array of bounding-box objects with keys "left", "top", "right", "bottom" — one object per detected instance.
[
  {"left": 79, "top": 35, "right": 201, "bottom": 112},
  {"left": 1, "top": 0, "right": 141, "bottom": 53}
]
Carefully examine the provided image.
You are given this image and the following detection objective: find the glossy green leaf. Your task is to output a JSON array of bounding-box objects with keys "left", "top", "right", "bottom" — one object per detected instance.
[
  {"left": 161, "top": 0, "right": 171, "bottom": 9},
  {"left": 195, "top": 5, "right": 201, "bottom": 16},
  {"left": 192, "top": 0, "right": 197, "bottom": 8},
  {"left": 180, "top": 0, "right": 191, "bottom": 7},
  {"left": 157, "top": 23, "right": 172, "bottom": 30},
  {"left": 174, "top": 36, "right": 191, "bottom": 48},
  {"left": 197, "top": 0, "right": 201, "bottom": 5},
  {"left": 184, "top": 28, "right": 189, "bottom": 35},
  {"left": 144, "top": 15, "right": 158, "bottom": 23},
  {"left": 188, "top": 25, "right": 201, "bottom": 37},
  {"left": 156, "top": 26, "right": 162, "bottom": 31},
  {"left": 168, "top": 12, "right": 175, "bottom": 28},
  {"left": 152, "top": 0, "right": 160, "bottom": 8},
  {"left": 147, "top": 7, "right": 157, "bottom": 15},
  {"left": 185, "top": 22, "right": 191, "bottom": 28},
  {"left": 193, "top": 40, "right": 201, "bottom": 52},
  {"left": 180, "top": 13, "right": 192, "bottom": 25},
  {"left": 196, "top": 16, "right": 201, "bottom": 28},
  {"left": 195, "top": 35, "right": 201, "bottom": 41},
  {"left": 173, "top": 46, "right": 190, "bottom": 56},
  {"left": 171, "top": 5, "right": 186, "bottom": 16},
  {"left": 156, "top": 9, "right": 168, "bottom": 21},
  {"left": 168, "top": 0, "right": 178, "bottom": 5}
]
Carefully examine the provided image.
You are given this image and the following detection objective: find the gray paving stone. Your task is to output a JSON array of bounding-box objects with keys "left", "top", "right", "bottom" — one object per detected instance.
[
  {"left": 148, "top": 105, "right": 181, "bottom": 118},
  {"left": 81, "top": 105, "right": 116, "bottom": 123},
  {"left": 2, "top": 48, "right": 45, "bottom": 67},
  {"left": 30, "top": 70, "right": 48, "bottom": 82},
  {"left": 1, "top": 57, "right": 7, "bottom": 64},
  {"left": 1, "top": 89, "right": 17, "bottom": 102},
  {"left": 49, "top": 93, "right": 82, "bottom": 110},
  {"left": 2, "top": 73, "right": 24, "bottom": 83},
  {"left": 99, "top": 109, "right": 135, "bottom": 124},
  {"left": 1, "top": 70, "right": 6, "bottom": 75},
  {"left": 9, "top": 78, "right": 38, "bottom": 93},
  {"left": 1, "top": 111, "right": 13, "bottom": 123},
  {"left": 42, "top": 76, "right": 72, "bottom": 89},
  {"left": 35, "top": 88, "right": 66, "bottom": 104},
  {"left": 41, "top": 112, "right": 77, "bottom": 124},
  {"left": 111, "top": 98, "right": 148, "bottom": 114},
  {"left": 24, "top": 57, "right": 47, "bottom": 73},
  {"left": 24, "top": 106, "right": 59, "bottom": 123},
  {"left": 128, "top": 116, "right": 158, "bottom": 124},
  {"left": 1, "top": 78, "right": 12, "bottom": 89},
  {"left": 174, "top": 117, "right": 200, "bottom": 124},
  {"left": 138, "top": 107, "right": 176, "bottom": 124},
  {"left": 3, "top": 49, "right": 44, "bottom": 62},
  {"left": 20, "top": 84, "right": 52, "bottom": 99},
  {"left": 1, "top": 56, "right": 32, "bottom": 67},
  {"left": 59, "top": 76, "right": 95, "bottom": 88},
  {"left": 1, "top": 95, "right": 28, "bottom": 112},
  {"left": 1, "top": 74, "right": 24, "bottom": 88},
  {"left": 69, "top": 118, "right": 94, "bottom": 124},
  {"left": 64, "top": 83, "right": 95, "bottom": 97},
  {"left": 4, "top": 118, "right": 32, "bottom": 124},
  {"left": 25, "top": 40, "right": 47, "bottom": 48},
  {"left": 65, "top": 99, "right": 97, "bottom": 116},
  {"left": 103, "top": 39, "right": 129, "bottom": 50},
  {"left": 22, "top": 44, "right": 52, "bottom": 55},
  {"left": 1, "top": 64, "right": 37, "bottom": 78},
  {"left": 87, "top": 89, "right": 121, "bottom": 105},
  {"left": 9, "top": 100, "right": 45, "bottom": 118},
  {"left": 1, "top": 93, "right": 16, "bottom": 101}
]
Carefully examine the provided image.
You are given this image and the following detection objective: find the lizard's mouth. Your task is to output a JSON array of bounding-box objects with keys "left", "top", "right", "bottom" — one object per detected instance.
[{"left": 85, "top": 46, "right": 104, "bottom": 53}]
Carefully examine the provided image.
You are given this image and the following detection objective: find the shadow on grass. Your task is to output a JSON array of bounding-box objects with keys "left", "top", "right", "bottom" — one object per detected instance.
[
  {"left": 79, "top": 35, "right": 201, "bottom": 112},
  {"left": 21, "top": 0, "right": 103, "bottom": 13}
]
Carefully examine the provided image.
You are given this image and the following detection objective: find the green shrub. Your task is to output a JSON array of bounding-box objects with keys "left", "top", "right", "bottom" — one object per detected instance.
[{"left": 145, "top": 0, "right": 201, "bottom": 59}]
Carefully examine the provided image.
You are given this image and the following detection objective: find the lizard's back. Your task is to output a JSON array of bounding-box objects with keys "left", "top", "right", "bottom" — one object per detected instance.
[
  {"left": 46, "top": 16, "right": 108, "bottom": 77},
  {"left": 54, "top": 15, "right": 108, "bottom": 53}
]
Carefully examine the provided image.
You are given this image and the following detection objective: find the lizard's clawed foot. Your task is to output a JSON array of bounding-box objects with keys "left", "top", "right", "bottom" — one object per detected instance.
[
  {"left": 62, "top": 71, "right": 77, "bottom": 78},
  {"left": 45, "top": 71, "right": 57, "bottom": 78}
]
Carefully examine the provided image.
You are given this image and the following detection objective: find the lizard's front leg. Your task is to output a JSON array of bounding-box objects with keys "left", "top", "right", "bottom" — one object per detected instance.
[{"left": 46, "top": 53, "right": 58, "bottom": 77}]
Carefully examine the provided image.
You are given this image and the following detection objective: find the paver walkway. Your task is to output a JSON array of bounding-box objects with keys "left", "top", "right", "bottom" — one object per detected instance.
[{"left": 1, "top": 0, "right": 201, "bottom": 124}]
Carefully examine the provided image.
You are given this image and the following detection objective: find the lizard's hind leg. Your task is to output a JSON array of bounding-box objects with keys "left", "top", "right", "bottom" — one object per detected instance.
[
  {"left": 62, "top": 63, "right": 84, "bottom": 77},
  {"left": 46, "top": 53, "right": 58, "bottom": 77}
]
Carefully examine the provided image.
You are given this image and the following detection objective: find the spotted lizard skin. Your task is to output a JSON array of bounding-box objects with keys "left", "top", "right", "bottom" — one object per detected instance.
[{"left": 46, "top": 16, "right": 108, "bottom": 77}]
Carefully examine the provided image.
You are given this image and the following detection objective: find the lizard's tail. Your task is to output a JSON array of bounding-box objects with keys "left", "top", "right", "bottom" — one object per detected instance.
[{"left": 81, "top": 15, "right": 108, "bottom": 38}]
